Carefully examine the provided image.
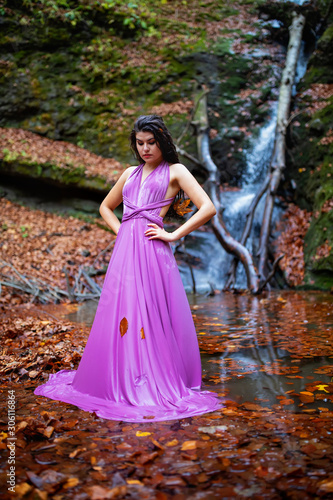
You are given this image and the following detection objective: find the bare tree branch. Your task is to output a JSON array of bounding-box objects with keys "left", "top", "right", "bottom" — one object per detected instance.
[
  {"left": 193, "top": 90, "right": 259, "bottom": 294},
  {"left": 258, "top": 12, "right": 306, "bottom": 282}
]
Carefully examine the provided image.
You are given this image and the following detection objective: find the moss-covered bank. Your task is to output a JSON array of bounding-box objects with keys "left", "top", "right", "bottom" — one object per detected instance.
[
  {"left": 0, "top": 127, "right": 122, "bottom": 193},
  {"left": 1, "top": 0, "right": 331, "bottom": 290},
  {"left": 284, "top": 0, "right": 333, "bottom": 290},
  {"left": 0, "top": 0, "right": 285, "bottom": 187}
]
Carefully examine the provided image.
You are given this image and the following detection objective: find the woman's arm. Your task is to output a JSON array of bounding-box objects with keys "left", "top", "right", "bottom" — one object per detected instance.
[
  {"left": 99, "top": 167, "right": 135, "bottom": 235},
  {"left": 145, "top": 163, "right": 216, "bottom": 242}
]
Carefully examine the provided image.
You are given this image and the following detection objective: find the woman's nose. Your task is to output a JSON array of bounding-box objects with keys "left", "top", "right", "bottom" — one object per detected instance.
[{"left": 143, "top": 143, "right": 149, "bottom": 151}]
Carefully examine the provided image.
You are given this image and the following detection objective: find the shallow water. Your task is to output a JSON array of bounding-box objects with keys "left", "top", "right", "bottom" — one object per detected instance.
[
  {"left": 3, "top": 290, "right": 333, "bottom": 499},
  {"left": 55, "top": 290, "right": 333, "bottom": 415}
]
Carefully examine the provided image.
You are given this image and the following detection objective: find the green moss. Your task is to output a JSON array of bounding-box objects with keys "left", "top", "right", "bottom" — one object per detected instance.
[
  {"left": 304, "top": 208, "right": 333, "bottom": 262},
  {"left": 0, "top": 158, "right": 111, "bottom": 192},
  {"left": 212, "top": 38, "right": 233, "bottom": 56},
  {"left": 301, "top": 270, "right": 333, "bottom": 290},
  {"left": 0, "top": 0, "right": 286, "bottom": 189},
  {"left": 285, "top": 14, "right": 333, "bottom": 291},
  {"left": 287, "top": 119, "right": 333, "bottom": 288},
  {"left": 304, "top": 22, "right": 333, "bottom": 84}
]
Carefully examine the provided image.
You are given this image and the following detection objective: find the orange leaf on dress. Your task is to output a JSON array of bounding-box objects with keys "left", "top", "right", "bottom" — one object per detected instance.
[
  {"left": 120, "top": 317, "right": 128, "bottom": 337},
  {"left": 173, "top": 198, "right": 192, "bottom": 216}
]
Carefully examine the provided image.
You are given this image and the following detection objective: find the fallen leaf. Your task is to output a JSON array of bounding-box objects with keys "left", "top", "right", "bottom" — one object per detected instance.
[
  {"left": 119, "top": 317, "right": 128, "bottom": 337},
  {"left": 166, "top": 439, "right": 178, "bottom": 446},
  {"left": 181, "top": 440, "right": 197, "bottom": 450}
]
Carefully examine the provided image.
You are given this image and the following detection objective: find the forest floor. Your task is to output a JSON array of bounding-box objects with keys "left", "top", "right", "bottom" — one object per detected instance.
[
  {"left": 1, "top": 291, "right": 333, "bottom": 499},
  {"left": 1, "top": 2, "right": 333, "bottom": 496},
  {"left": 1, "top": 191, "right": 333, "bottom": 499}
]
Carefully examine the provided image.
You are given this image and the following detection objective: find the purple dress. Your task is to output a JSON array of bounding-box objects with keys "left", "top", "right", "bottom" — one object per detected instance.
[{"left": 34, "top": 160, "right": 223, "bottom": 422}]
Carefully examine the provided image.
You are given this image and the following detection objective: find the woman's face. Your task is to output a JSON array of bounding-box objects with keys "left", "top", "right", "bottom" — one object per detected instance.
[{"left": 136, "top": 131, "right": 163, "bottom": 166}]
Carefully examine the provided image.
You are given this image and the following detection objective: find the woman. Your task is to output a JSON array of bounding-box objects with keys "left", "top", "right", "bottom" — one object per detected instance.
[{"left": 34, "top": 115, "right": 223, "bottom": 422}]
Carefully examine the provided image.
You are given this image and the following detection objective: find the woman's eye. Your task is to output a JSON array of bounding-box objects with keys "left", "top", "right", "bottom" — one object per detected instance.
[{"left": 137, "top": 140, "right": 155, "bottom": 146}]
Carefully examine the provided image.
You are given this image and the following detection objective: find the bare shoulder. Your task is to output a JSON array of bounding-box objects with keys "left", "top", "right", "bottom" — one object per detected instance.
[
  {"left": 117, "top": 165, "right": 137, "bottom": 183},
  {"left": 124, "top": 165, "right": 137, "bottom": 178},
  {"left": 169, "top": 162, "right": 191, "bottom": 181}
]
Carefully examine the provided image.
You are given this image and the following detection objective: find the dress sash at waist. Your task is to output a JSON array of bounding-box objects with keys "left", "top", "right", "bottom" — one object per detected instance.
[{"left": 122, "top": 195, "right": 175, "bottom": 228}]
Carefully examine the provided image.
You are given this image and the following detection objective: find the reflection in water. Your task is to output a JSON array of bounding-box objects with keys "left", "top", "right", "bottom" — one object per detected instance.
[
  {"left": 65, "top": 291, "right": 333, "bottom": 415},
  {"left": 194, "top": 291, "right": 333, "bottom": 414}
]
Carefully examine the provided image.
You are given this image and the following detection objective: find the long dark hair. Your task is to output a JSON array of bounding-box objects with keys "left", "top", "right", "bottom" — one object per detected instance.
[
  {"left": 130, "top": 114, "right": 179, "bottom": 164},
  {"left": 130, "top": 115, "right": 187, "bottom": 219}
]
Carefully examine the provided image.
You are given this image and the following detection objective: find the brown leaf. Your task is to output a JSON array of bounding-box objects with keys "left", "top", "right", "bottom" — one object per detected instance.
[
  {"left": 42, "top": 426, "right": 54, "bottom": 438},
  {"left": 138, "top": 451, "right": 159, "bottom": 464},
  {"left": 279, "top": 398, "right": 294, "bottom": 406},
  {"left": 119, "top": 317, "right": 128, "bottom": 337},
  {"left": 63, "top": 477, "right": 80, "bottom": 489},
  {"left": 173, "top": 198, "right": 192, "bottom": 216},
  {"left": 299, "top": 391, "right": 315, "bottom": 403},
  {"left": 89, "top": 485, "right": 127, "bottom": 499},
  {"left": 14, "top": 483, "right": 33, "bottom": 496},
  {"left": 150, "top": 438, "right": 165, "bottom": 450},
  {"left": 166, "top": 439, "right": 178, "bottom": 446},
  {"left": 181, "top": 440, "right": 197, "bottom": 450},
  {"left": 69, "top": 447, "right": 87, "bottom": 458},
  {"left": 318, "top": 479, "right": 333, "bottom": 493}
]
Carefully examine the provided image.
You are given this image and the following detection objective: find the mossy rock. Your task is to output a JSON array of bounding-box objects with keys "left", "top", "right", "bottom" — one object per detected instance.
[
  {"left": 305, "top": 25, "right": 333, "bottom": 84},
  {"left": 0, "top": 1, "right": 285, "bottom": 181},
  {"left": 0, "top": 158, "right": 111, "bottom": 193},
  {"left": 287, "top": 122, "right": 333, "bottom": 290},
  {"left": 285, "top": 14, "right": 333, "bottom": 291}
]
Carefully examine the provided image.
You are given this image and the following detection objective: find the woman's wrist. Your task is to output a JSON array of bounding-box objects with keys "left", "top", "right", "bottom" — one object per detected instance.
[{"left": 170, "top": 229, "right": 181, "bottom": 242}]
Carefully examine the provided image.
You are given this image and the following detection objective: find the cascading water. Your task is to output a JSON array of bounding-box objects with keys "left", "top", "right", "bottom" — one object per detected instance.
[
  {"left": 177, "top": 33, "right": 310, "bottom": 293},
  {"left": 223, "top": 104, "right": 280, "bottom": 289},
  {"left": 176, "top": 105, "right": 279, "bottom": 293}
]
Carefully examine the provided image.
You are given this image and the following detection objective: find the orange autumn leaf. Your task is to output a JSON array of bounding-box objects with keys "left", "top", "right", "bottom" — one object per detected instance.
[
  {"left": 299, "top": 391, "right": 315, "bottom": 403},
  {"left": 42, "top": 426, "right": 54, "bottom": 438},
  {"left": 63, "top": 477, "right": 80, "bottom": 489},
  {"left": 173, "top": 198, "right": 192, "bottom": 216},
  {"left": 318, "top": 480, "right": 333, "bottom": 493},
  {"left": 166, "top": 439, "right": 178, "bottom": 446},
  {"left": 120, "top": 317, "right": 128, "bottom": 337},
  {"left": 279, "top": 399, "right": 294, "bottom": 406},
  {"left": 14, "top": 484, "right": 32, "bottom": 497},
  {"left": 181, "top": 440, "right": 197, "bottom": 451},
  {"left": 242, "top": 402, "right": 269, "bottom": 411}
]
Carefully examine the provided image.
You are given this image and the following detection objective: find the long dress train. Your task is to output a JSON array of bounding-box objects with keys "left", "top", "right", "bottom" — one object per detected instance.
[{"left": 34, "top": 160, "right": 223, "bottom": 422}]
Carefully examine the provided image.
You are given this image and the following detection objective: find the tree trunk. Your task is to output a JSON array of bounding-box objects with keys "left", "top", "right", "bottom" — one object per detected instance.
[
  {"left": 224, "top": 174, "right": 270, "bottom": 289},
  {"left": 258, "top": 12, "right": 306, "bottom": 281},
  {"left": 193, "top": 92, "right": 259, "bottom": 294}
]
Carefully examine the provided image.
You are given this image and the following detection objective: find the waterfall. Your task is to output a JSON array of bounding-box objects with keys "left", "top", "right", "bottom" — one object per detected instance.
[
  {"left": 177, "top": 104, "right": 279, "bottom": 293},
  {"left": 177, "top": 1, "right": 312, "bottom": 294}
]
